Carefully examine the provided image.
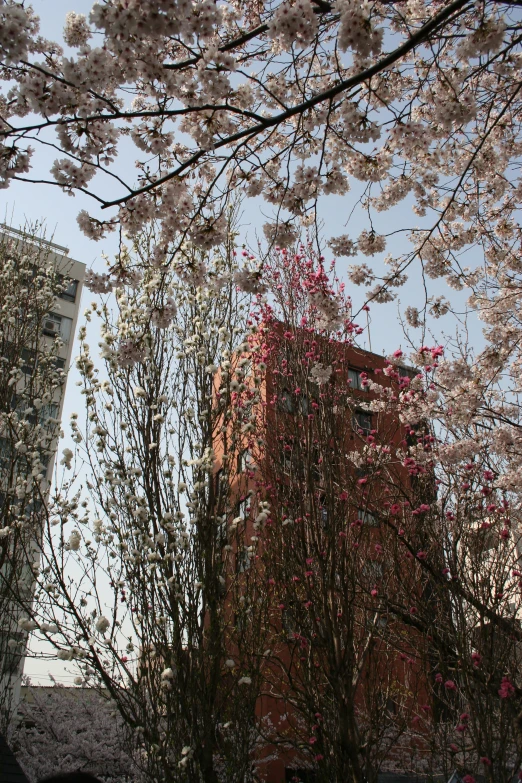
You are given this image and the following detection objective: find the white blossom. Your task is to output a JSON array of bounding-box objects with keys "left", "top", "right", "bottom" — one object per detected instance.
[
  {"left": 95, "top": 615, "right": 110, "bottom": 635},
  {"left": 60, "top": 448, "right": 73, "bottom": 469},
  {"left": 67, "top": 530, "right": 81, "bottom": 551},
  {"left": 310, "top": 362, "right": 332, "bottom": 385},
  {"left": 238, "top": 676, "right": 252, "bottom": 685}
]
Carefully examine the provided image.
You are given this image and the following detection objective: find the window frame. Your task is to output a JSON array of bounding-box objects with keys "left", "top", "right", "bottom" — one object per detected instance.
[
  {"left": 238, "top": 449, "right": 254, "bottom": 474},
  {"left": 358, "top": 507, "right": 379, "bottom": 527},
  {"left": 348, "top": 367, "right": 368, "bottom": 392},
  {"left": 279, "top": 388, "right": 294, "bottom": 414},
  {"left": 238, "top": 497, "right": 251, "bottom": 520},
  {"left": 56, "top": 274, "right": 79, "bottom": 303},
  {"left": 353, "top": 409, "right": 372, "bottom": 435},
  {"left": 237, "top": 547, "right": 251, "bottom": 573},
  {"left": 42, "top": 312, "right": 73, "bottom": 342}
]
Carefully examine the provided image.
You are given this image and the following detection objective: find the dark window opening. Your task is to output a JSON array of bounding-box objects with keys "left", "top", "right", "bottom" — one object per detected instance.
[
  {"left": 57, "top": 275, "right": 79, "bottom": 303},
  {"left": 238, "top": 497, "right": 251, "bottom": 520},
  {"left": 318, "top": 494, "right": 328, "bottom": 528},
  {"left": 348, "top": 367, "right": 368, "bottom": 392},
  {"left": 42, "top": 312, "right": 73, "bottom": 342},
  {"left": 353, "top": 410, "right": 372, "bottom": 435},
  {"left": 236, "top": 548, "right": 251, "bottom": 573},
  {"left": 358, "top": 507, "right": 378, "bottom": 526},
  {"left": 21, "top": 348, "right": 36, "bottom": 376},
  {"left": 279, "top": 388, "right": 294, "bottom": 414}
]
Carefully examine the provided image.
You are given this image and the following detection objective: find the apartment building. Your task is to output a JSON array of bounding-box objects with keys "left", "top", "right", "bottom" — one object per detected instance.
[
  {"left": 214, "top": 325, "right": 428, "bottom": 783},
  {"left": 0, "top": 225, "right": 85, "bottom": 725}
]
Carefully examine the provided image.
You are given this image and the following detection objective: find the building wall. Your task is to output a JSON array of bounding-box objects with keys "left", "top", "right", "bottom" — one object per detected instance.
[
  {"left": 0, "top": 226, "right": 85, "bottom": 724},
  {"left": 216, "top": 329, "right": 427, "bottom": 781}
]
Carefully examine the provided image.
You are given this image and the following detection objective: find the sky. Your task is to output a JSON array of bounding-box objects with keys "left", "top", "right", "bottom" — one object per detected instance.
[{"left": 3, "top": 1, "right": 484, "bottom": 685}]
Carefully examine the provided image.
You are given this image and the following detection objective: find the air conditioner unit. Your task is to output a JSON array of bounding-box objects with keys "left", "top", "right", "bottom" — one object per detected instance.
[{"left": 43, "top": 319, "right": 59, "bottom": 336}]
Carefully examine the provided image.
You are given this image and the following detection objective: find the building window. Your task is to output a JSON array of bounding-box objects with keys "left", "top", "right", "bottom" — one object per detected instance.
[
  {"left": 16, "top": 347, "right": 64, "bottom": 378},
  {"left": 469, "top": 524, "right": 496, "bottom": 557},
  {"left": 20, "top": 348, "right": 36, "bottom": 376},
  {"left": 56, "top": 275, "right": 79, "bottom": 303},
  {"left": 362, "top": 560, "right": 383, "bottom": 581},
  {"left": 296, "top": 384, "right": 319, "bottom": 416},
  {"left": 279, "top": 388, "right": 294, "bottom": 414},
  {"left": 281, "top": 445, "right": 292, "bottom": 474},
  {"left": 0, "top": 436, "right": 14, "bottom": 468},
  {"left": 358, "top": 508, "right": 378, "bottom": 526},
  {"left": 236, "top": 359, "right": 252, "bottom": 378},
  {"left": 299, "top": 394, "right": 310, "bottom": 415},
  {"left": 238, "top": 449, "right": 254, "bottom": 473},
  {"left": 398, "top": 365, "right": 417, "bottom": 380},
  {"left": 217, "top": 517, "right": 227, "bottom": 547},
  {"left": 238, "top": 497, "right": 251, "bottom": 520},
  {"left": 348, "top": 368, "right": 368, "bottom": 391},
  {"left": 0, "top": 630, "right": 24, "bottom": 675},
  {"left": 42, "top": 312, "right": 73, "bottom": 342},
  {"left": 353, "top": 410, "right": 372, "bottom": 434},
  {"left": 237, "top": 548, "right": 251, "bottom": 572},
  {"left": 320, "top": 505, "right": 328, "bottom": 528},
  {"left": 39, "top": 402, "right": 60, "bottom": 426},
  {"left": 214, "top": 469, "right": 224, "bottom": 499}
]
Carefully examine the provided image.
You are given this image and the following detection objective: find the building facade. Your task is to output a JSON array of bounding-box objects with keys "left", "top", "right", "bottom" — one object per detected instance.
[
  {"left": 216, "top": 323, "right": 429, "bottom": 782},
  {"left": 0, "top": 225, "right": 85, "bottom": 727}
]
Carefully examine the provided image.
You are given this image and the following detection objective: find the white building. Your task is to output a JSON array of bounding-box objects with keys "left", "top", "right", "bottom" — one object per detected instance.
[{"left": 0, "top": 225, "right": 85, "bottom": 726}]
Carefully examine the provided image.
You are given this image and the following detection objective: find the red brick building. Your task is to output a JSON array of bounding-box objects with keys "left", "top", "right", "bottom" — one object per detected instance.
[{"left": 216, "top": 327, "right": 431, "bottom": 782}]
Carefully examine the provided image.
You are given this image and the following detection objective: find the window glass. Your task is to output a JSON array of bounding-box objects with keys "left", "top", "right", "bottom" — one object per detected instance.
[
  {"left": 282, "top": 603, "right": 297, "bottom": 634},
  {"left": 281, "top": 445, "right": 292, "bottom": 474},
  {"left": 21, "top": 348, "right": 36, "bottom": 376},
  {"left": 358, "top": 508, "right": 378, "bottom": 526},
  {"left": 299, "top": 395, "right": 310, "bottom": 415},
  {"left": 237, "top": 359, "right": 251, "bottom": 378},
  {"left": 238, "top": 498, "right": 251, "bottom": 519},
  {"left": 348, "top": 368, "right": 368, "bottom": 391},
  {"left": 237, "top": 548, "right": 251, "bottom": 572},
  {"left": 215, "top": 469, "right": 223, "bottom": 498},
  {"left": 279, "top": 388, "right": 294, "bottom": 414},
  {"left": 58, "top": 276, "right": 78, "bottom": 303},
  {"left": 217, "top": 517, "right": 227, "bottom": 547},
  {"left": 39, "top": 402, "right": 59, "bottom": 425},
  {"left": 238, "top": 450, "right": 254, "bottom": 473},
  {"left": 353, "top": 410, "right": 372, "bottom": 434},
  {"left": 42, "top": 312, "right": 73, "bottom": 342},
  {"left": 362, "top": 560, "right": 383, "bottom": 580},
  {"left": 398, "top": 365, "right": 417, "bottom": 380},
  {"left": 0, "top": 437, "right": 13, "bottom": 469}
]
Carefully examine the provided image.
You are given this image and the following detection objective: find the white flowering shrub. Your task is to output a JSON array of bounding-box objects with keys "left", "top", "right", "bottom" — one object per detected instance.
[
  {"left": 32, "top": 223, "right": 271, "bottom": 782},
  {"left": 11, "top": 681, "right": 137, "bottom": 782},
  {"left": 0, "top": 0, "right": 518, "bottom": 327}
]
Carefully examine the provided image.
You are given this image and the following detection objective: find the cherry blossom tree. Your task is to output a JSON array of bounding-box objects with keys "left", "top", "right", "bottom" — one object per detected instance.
[
  {"left": 27, "top": 226, "right": 273, "bottom": 783},
  {"left": 0, "top": 0, "right": 520, "bottom": 302},
  {"left": 11, "top": 679, "right": 136, "bottom": 782},
  {"left": 0, "top": 225, "right": 70, "bottom": 731}
]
